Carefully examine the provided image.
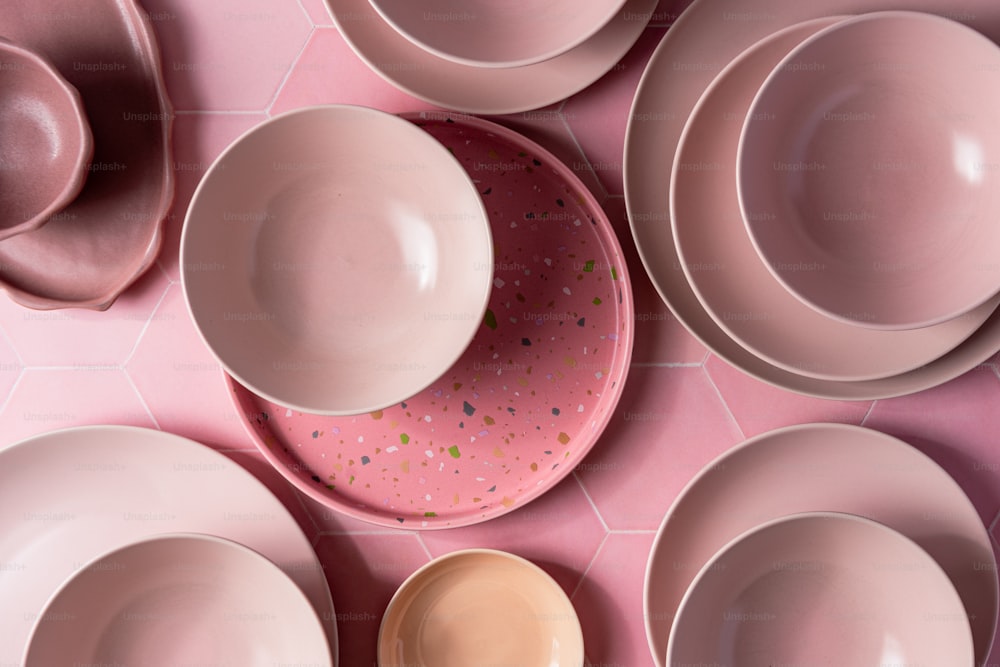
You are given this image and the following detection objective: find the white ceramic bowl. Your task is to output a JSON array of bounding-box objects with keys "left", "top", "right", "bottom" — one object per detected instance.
[
  {"left": 182, "top": 105, "right": 493, "bottom": 415},
  {"left": 367, "top": 0, "right": 625, "bottom": 68},
  {"left": 667, "top": 512, "right": 974, "bottom": 665},
  {"left": 738, "top": 11, "right": 1000, "bottom": 330},
  {"left": 0, "top": 36, "right": 92, "bottom": 240},
  {"left": 379, "top": 549, "right": 584, "bottom": 667},
  {"left": 23, "top": 533, "right": 332, "bottom": 666}
]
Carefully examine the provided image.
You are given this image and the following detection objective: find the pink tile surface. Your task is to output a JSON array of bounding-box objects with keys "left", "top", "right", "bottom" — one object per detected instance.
[{"left": 3, "top": 2, "right": 1000, "bottom": 666}]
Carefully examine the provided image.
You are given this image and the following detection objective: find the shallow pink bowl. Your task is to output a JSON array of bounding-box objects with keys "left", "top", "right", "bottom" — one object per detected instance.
[
  {"left": 738, "top": 11, "right": 1000, "bottom": 330},
  {"left": 0, "top": 37, "right": 92, "bottom": 240},
  {"left": 23, "top": 533, "right": 332, "bottom": 667},
  {"left": 668, "top": 512, "right": 974, "bottom": 665},
  {"left": 182, "top": 105, "right": 493, "bottom": 416},
  {"left": 367, "top": 0, "right": 625, "bottom": 68}
]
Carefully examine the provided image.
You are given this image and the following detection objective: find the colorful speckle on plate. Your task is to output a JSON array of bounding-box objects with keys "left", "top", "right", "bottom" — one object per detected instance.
[{"left": 229, "top": 112, "right": 633, "bottom": 529}]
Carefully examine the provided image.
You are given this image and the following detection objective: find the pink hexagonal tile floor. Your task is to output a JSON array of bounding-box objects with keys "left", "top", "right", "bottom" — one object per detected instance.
[{"left": 3, "top": 1, "right": 1000, "bottom": 666}]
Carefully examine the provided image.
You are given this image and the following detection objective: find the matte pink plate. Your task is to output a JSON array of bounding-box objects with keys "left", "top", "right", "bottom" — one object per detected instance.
[
  {"left": 230, "top": 112, "right": 633, "bottom": 529},
  {"left": 669, "top": 512, "right": 973, "bottom": 666},
  {"left": 625, "top": 0, "right": 1000, "bottom": 399},
  {"left": 0, "top": 0, "right": 173, "bottom": 310},
  {"left": 0, "top": 36, "right": 92, "bottom": 241},
  {"left": 24, "top": 534, "right": 332, "bottom": 667},
  {"left": 643, "top": 423, "right": 997, "bottom": 667},
  {"left": 671, "top": 16, "right": 1000, "bottom": 381}
]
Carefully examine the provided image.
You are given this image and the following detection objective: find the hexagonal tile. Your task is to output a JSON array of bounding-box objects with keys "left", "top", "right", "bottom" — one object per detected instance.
[
  {"left": 865, "top": 366, "right": 1000, "bottom": 524},
  {"left": 575, "top": 365, "right": 742, "bottom": 531},
  {"left": 573, "top": 532, "right": 657, "bottom": 667},
  {"left": 125, "top": 284, "right": 248, "bottom": 447},
  {"left": 705, "top": 354, "right": 872, "bottom": 438},
  {"left": 157, "top": 112, "right": 266, "bottom": 282},
  {"left": 0, "top": 368, "right": 155, "bottom": 445},
  {"left": 563, "top": 27, "right": 667, "bottom": 197},
  {"left": 420, "top": 478, "right": 606, "bottom": 594},
  {"left": 299, "top": 0, "right": 336, "bottom": 26},
  {"left": 270, "top": 28, "right": 432, "bottom": 116},
  {"left": 603, "top": 197, "right": 708, "bottom": 365},
  {"left": 0, "top": 268, "right": 169, "bottom": 367},
  {"left": 143, "top": 0, "right": 312, "bottom": 111},
  {"left": 313, "top": 532, "right": 428, "bottom": 667}
]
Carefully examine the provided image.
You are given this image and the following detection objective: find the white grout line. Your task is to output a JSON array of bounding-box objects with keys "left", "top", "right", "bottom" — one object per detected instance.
[
  {"left": 701, "top": 363, "right": 746, "bottom": 442},
  {"left": 572, "top": 469, "right": 611, "bottom": 534}
]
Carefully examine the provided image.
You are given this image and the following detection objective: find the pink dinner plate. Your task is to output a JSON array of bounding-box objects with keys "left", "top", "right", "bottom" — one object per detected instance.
[
  {"left": 24, "top": 534, "right": 332, "bottom": 667},
  {"left": 0, "top": 426, "right": 339, "bottom": 666},
  {"left": 230, "top": 112, "right": 633, "bottom": 529},
  {"left": 326, "top": 0, "right": 656, "bottom": 114},
  {"left": 378, "top": 549, "right": 584, "bottom": 667},
  {"left": 671, "top": 16, "right": 1000, "bottom": 382},
  {"left": 0, "top": 0, "right": 173, "bottom": 310},
  {"left": 625, "top": 0, "right": 1000, "bottom": 399},
  {"left": 643, "top": 423, "right": 997, "bottom": 667}
]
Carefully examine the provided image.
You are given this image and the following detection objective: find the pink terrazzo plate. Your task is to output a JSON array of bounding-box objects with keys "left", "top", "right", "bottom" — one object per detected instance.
[{"left": 230, "top": 112, "right": 633, "bottom": 529}]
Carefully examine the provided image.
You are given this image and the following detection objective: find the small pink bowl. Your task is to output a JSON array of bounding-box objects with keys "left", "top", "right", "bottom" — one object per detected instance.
[
  {"left": 367, "top": 0, "right": 625, "bottom": 68},
  {"left": 738, "top": 11, "right": 1000, "bottom": 330},
  {"left": 668, "top": 512, "right": 974, "bottom": 665},
  {"left": 23, "top": 533, "right": 332, "bottom": 666},
  {"left": 0, "top": 37, "right": 92, "bottom": 240}
]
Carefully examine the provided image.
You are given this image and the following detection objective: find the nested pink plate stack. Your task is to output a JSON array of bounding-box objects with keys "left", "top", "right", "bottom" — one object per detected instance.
[{"left": 626, "top": 0, "right": 1000, "bottom": 401}]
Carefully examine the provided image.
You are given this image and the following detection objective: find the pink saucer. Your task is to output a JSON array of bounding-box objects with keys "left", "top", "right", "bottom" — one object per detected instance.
[
  {"left": 230, "top": 112, "right": 633, "bottom": 528},
  {"left": 0, "top": 0, "right": 173, "bottom": 310}
]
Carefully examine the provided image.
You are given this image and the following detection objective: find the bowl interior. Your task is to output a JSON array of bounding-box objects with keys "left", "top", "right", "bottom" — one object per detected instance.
[
  {"left": 182, "top": 105, "right": 493, "bottom": 415},
  {"left": 378, "top": 549, "right": 584, "bottom": 667},
  {"left": 0, "top": 37, "right": 91, "bottom": 237},
  {"left": 668, "top": 512, "right": 974, "bottom": 665},
  {"left": 23, "top": 534, "right": 331, "bottom": 666},
  {"left": 738, "top": 11, "right": 1000, "bottom": 329},
  {"left": 367, "top": 0, "right": 625, "bottom": 68}
]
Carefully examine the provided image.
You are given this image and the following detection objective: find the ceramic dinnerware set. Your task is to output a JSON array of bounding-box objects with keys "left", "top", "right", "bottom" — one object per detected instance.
[{"left": 3, "top": 0, "right": 1000, "bottom": 665}]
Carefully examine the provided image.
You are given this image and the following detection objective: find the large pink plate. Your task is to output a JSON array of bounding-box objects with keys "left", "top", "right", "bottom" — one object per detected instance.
[
  {"left": 625, "top": 0, "right": 1000, "bottom": 398},
  {"left": 0, "top": 0, "right": 173, "bottom": 310},
  {"left": 643, "top": 423, "right": 997, "bottom": 667},
  {"left": 325, "top": 0, "right": 656, "bottom": 114},
  {"left": 0, "top": 426, "right": 338, "bottom": 665},
  {"left": 231, "top": 112, "right": 633, "bottom": 529}
]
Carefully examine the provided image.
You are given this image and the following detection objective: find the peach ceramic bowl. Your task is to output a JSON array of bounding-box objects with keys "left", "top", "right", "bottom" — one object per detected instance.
[
  {"left": 667, "top": 512, "right": 974, "bottom": 665},
  {"left": 738, "top": 11, "right": 1000, "bottom": 330},
  {"left": 182, "top": 105, "right": 493, "bottom": 416},
  {"left": 379, "top": 549, "right": 584, "bottom": 667},
  {"left": 0, "top": 36, "right": 92, "bottom": 240},
  {"left": 23, "top": 533, "right": 332, "bottom": 667},
  {"left": 367, "top": 0, "right": 625, "bottom": 68}
]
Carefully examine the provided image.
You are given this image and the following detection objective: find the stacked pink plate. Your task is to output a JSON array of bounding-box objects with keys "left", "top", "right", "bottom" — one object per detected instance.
[{"left": 626, "top": 2, "right": 1000, "bottom": 400}]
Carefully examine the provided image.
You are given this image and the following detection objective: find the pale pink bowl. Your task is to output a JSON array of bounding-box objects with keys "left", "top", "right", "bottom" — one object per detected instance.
[
  {"left": 0, "top": 36, "right": 92, "bottom": 240},
  {"left": 668, "top": 512, "right": 974, "bottom": 666},
  {"left": 739, "top": 11, "right": 1000, "bottom": 330},
  {"left": 182, "top": 105, "right": 493, "bottom": 416},
  {"left": 367, "top": 0, "right": 625, "bottom": 68},
  {"left": 23, "top": 533, "right": 332, "bottom": 667}
]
